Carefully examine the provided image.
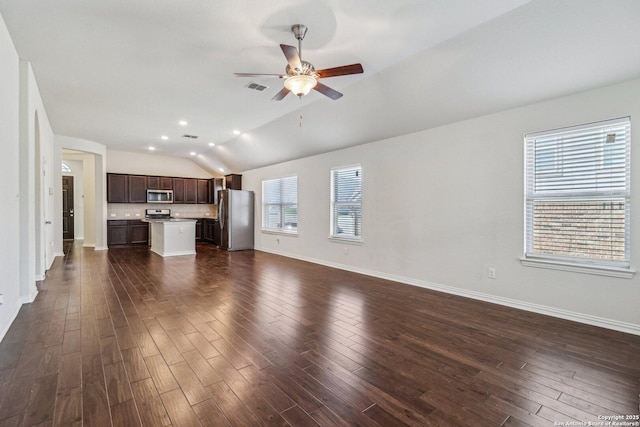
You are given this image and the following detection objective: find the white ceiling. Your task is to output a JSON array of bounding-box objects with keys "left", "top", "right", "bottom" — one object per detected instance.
[{"left": 2, "top": 0, "right": 640, "bottom": 174}]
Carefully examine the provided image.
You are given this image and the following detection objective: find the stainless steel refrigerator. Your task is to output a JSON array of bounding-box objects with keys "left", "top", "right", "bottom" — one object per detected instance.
[{"left": 218, "top": 189, "right": 254, "bottom": 251}]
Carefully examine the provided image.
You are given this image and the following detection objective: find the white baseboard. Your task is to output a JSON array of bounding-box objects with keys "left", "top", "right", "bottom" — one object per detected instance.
[
  {"left": 20, "top": 287, "right": 38, "bottom": 304},
  {"left": 94, "top": 246, "right": 108, "bottom": 251},
  {"left": 83, "top": 243, "right": 95, "bottom": 248},
  {"left": 0, "top": 288, "right": 38, "bottom": 342},
  {"left": 256, "top": 246, "right": 640, "bottom": 336},
  {"left": 34, "top": 273, "right": 45, "bottom": 281},
  {"left": 54, "top": 252, "right": 65, "bottom": 257},
  {"left": 0, "top": 301, "right": 22, "bottom": 343}
]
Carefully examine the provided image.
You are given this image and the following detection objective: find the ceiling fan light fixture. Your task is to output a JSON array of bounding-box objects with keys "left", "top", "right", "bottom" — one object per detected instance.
[{"left": 284, "top": 74, "right": 317, "bottom": 97}]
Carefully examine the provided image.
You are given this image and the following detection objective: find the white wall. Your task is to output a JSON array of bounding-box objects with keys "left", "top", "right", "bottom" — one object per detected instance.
[
  {"left": 22, "top": 63, "right": 56, "bottom": 277},
  {"left": 107, "top": 150, "right": 212, "bottom": 178},
  {"left": 0, "top": 13, "right": 21, "bottom": 340},
  {"left": 243, "top": 78, "right": 640, "bottom": 335}
]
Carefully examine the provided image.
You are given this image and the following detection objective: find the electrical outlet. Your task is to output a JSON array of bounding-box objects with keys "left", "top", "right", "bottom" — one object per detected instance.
[
  {"left": 488, "top": 268, "right": 496, "bottom": 279},
  {"left": 344, "top": 247, "right": 349, "bottom": 255}
]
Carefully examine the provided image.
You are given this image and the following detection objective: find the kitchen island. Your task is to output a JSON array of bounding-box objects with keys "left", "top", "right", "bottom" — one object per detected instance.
[{"left": 147, "top": 218, "right": 197, "bottom": 257}]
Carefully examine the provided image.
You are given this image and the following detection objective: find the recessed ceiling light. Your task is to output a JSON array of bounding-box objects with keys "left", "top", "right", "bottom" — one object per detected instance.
[
  {"left": 161, "top": 135, "right": 168, "bottom": 140},
  {"left": 190, "top": 152, "right": 196, "bottom": 156},
  {"left": 233, "top": 130, "right": 240, "bottom": 135},
  {"left": 148, "top": 146, "right": 156, "bottom": 151},
  {"left": 179, "top": 120, "right": 188, "bottom": 126},
  {"left": 219, "top": 168, "right": 224, "bottom": 172},
  {"left": 208, "top": 142, "right": 215, "bottom": 147}
]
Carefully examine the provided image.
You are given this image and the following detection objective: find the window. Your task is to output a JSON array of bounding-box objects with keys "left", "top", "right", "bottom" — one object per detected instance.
[
  {"left": 331, "top": 165, "right": 362, "bottom": 241},
  {"left": 61, "top": 162, "right": 71, "bottom": 173},
  {"left": 524, "top": 117, "right": 631, "bottom": 272},
  {"left": 262, "top": 175, "right": 298, "bottom": 233}
]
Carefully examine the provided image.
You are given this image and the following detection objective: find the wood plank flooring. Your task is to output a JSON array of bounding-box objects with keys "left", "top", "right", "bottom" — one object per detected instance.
[{"left": 0, "top": 241, "right": 638, "bottom": 426}]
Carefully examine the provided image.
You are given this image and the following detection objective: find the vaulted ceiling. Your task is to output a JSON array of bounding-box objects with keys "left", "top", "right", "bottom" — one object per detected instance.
[{"left": 2, "top": 0, "right": 640, "bottom": 174}]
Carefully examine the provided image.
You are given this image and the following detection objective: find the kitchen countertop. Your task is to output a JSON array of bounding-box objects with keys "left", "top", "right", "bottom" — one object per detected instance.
[{"left": 143, "top": 218, "right": 197, "bottom": 223}]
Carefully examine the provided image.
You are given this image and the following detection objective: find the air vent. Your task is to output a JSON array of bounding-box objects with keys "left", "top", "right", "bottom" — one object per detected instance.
[
  {"left": 182, "top": 134, "right": 198, "bottom": 139},
  {"left": 245, "top": 82, "right": 269, "bottom": 92}
]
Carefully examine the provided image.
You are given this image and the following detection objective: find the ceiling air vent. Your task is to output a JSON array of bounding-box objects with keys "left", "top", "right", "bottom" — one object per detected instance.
[
  {"left": 182, "top": 134, "right": 198, "bottom": 139},
  {"left": 245, "top": 82, "right": 269, "bottom": 92}
]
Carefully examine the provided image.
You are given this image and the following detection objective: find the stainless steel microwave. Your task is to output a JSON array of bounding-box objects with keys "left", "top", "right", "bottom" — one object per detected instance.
[{"left": 147, "top": 189, "right": 174, "bottom": 203}]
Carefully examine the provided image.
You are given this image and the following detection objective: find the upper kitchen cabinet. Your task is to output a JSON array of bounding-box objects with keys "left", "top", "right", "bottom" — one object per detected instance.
[
  {"left": 225, "top": 174, "right": 242, "bottom": 190},
  {"left": 107, "top": 173, "right": 128, "bottom": 203},
  {"left": 184, "top": 178, "right": 197, "bottom": 204},
  {"left": 197, "top": 179, "right": 209, "bottom": 204},
  {"left": 159, "top": 177, "right": 173, "bottom": 190},
  {"left": 173, "top": 178, "right": 185, "bottom": 203},
  {"left": 147, "top": 176, "right": 172, "bottom": 190},
  {"left": 147, "top": 176, "right": 160, "bottom": 189},
  {"left": 128, "top": 175, "right": 147, "bottom": 203}
]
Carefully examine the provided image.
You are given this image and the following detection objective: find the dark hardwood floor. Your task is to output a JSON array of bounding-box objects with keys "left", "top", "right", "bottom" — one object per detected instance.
[{"left": 0, "top": 241, "right": 638, "bottom": 426}]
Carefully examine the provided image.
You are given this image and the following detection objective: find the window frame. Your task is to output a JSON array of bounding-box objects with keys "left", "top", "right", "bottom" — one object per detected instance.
[
  {"left": 522, "top": 117, "right": 634, "bottom": 278},
  {"left": 330, "top": 164, "right": 363, "bottom": 243},
  {"left": 261, "top": 175, "right": 298, "bottom": 235}
]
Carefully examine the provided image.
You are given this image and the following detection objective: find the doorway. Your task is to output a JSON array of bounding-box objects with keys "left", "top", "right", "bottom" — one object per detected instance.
[{"left": 62, "top": 175, "right": 74, "bottom": 239}]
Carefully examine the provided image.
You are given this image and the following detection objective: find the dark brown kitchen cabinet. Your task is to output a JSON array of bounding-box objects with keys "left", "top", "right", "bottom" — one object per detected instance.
[
  {"left": 184, "top": 178, "right": 197, "bottom": 204},
  {"left": 159, "top": 177, "right": 173, "bottom": 190},
  {"left": 107, "top": 220, "right": 129, "bottom": 246},
  {"left": 213, "top": 220, "right": 221, "bottom": 246},
  {"left": 195, "top": 219, "right": 203, "bottom": 241},
  {"left": 107, "top": 173, "right": 128, "bottom": 203},
  {"left": 225, "top": 174, "right": 242, "bottom": 190},
  {"left": 128, "top": 175, "right": 147, "bottom": 203},
  {"left": 209, "top": 178, "right": 223, "bottom": 205},
  {"left": 108, "top": 220, "right": 149, "bottom": 247},
  {"left": 129, "top": 221, "right": 149, "bottom": 244},
  {"left": 203, "top": 218, "right": 215, "bottom": 242},
  {"left": 173, "top": 178, "right": 185, "bottom": 203},
  {"left": 147, "top": 176, "right": 172, "bottom": 190},
  {"left": 197, "top": 179, "right": 209, "bottom": 204},
  {"left": 147, "top": 176, "right": 159, "bottom": 189}
]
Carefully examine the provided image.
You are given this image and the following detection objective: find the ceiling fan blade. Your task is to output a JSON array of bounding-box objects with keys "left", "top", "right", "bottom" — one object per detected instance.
[
  {"left": 313, "top": 82, "right": 343, "bottom": 100},
  {"left": 316, "top": 63, "right": 364, "bottom": 79},
  {"left": 234, "top": 73, "right": 285, "bottom": 78},
  {"left": 280, "top": 44, "right": 302, "bottom": 72},
  {"left": 272, "top": 87, "right": 290, "bottom": 101}
]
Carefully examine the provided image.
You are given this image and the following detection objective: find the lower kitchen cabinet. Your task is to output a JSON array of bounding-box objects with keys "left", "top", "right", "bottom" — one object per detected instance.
[
  {"left": 107, "top": 220, "right": 129, "bottom": 246},
  {"left": 202, "top": 218, "right": 219, "bottom": 246},
  {"left": 195, "top": 219, "right": 203, "bottom": 241},
  {"left": 130, "top": 221, "right": 150, "bottom": 245},
  {"left": 108, "top": 220, "right": 149, "bottom": 247}
]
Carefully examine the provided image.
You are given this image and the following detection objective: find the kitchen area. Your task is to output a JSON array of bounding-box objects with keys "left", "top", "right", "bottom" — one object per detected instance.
[{"left": 106, "top": 172, "right": 253, "bottom": 254}]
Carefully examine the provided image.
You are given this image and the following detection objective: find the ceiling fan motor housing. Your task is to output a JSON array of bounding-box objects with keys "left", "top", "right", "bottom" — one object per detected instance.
[{"left": 286, "top": 61, "right": 316, "bottom": 77}]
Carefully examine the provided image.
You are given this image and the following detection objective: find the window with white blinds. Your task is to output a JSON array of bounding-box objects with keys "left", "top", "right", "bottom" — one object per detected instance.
[
  {"left": 524, "top": 117, "right": 631, "bottom": 269},
  {"left": 331, "top": 165, "right": 362, "bottom": 240},
  {"left": 262, "top": 175, "right": 298, "bottom": 233}
]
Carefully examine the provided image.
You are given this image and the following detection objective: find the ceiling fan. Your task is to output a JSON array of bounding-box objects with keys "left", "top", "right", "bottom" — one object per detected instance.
[{"left": 235, "top": 24, "right": 364, "bottom": 101}]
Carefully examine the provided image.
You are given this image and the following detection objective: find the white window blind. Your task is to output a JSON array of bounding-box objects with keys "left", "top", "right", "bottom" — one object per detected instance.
[
  {"left": 262, "top": 176, "right": 298, "bottom": 233},
  {"left": 524, "top": 117, "right": 630, "bottom": 268},
  {"left": 331, "top": 165, "right": 362, "bottom": 240}
]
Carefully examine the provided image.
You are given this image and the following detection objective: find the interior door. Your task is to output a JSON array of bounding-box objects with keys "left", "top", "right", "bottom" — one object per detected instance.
[{"left": 62, "top": 176, "right": 74, "bottom": 240}]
